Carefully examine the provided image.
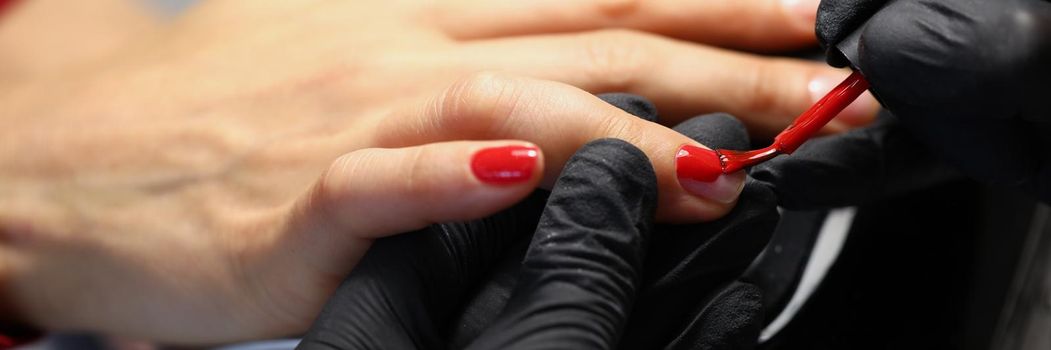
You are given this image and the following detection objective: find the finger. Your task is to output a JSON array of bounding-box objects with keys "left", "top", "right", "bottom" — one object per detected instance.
[
  {"left": 750, "top": 112, "right": 960, "bottom": 209},
  {"left": 455, "top": 31, "right": 880, "bottom": 138},
  {"left": 375, "top": 73, "right": 745, "bottom": 223},
  {"left": 468, "top": 139, "right": 656, "bottom": 349},
  {"left": 670, "top": 113, "right": 750, "bottom": 211},
  {"left": 430, "top": 0, "right": 820, "bottom": 52},
  {"left": 280, "top": 140, "right": 544, "bottom": 278}
]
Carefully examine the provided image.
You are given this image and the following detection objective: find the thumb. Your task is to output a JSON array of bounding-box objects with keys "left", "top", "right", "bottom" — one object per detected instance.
[{"left": 277, "top": 140, "right": 544, "bottom": 280}]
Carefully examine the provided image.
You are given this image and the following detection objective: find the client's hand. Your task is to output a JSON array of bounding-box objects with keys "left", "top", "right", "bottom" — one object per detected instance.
[
  {"left": 0, "top": 0, "right": 877, "bottom": 344},
  {"left": 0, "top": 74, "right": 748, "bottom": 344}
]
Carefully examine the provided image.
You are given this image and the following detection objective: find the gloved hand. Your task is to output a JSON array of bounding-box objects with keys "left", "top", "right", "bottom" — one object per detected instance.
[
  {"left": 451, "top": 94, "right": 781, "bottom": 350},
  {"left": 751, "top": 110, "right": 959, "bottom": 210},
  {"left": 816, "top": 0, "right": 1051, "bottom": 202},
  {"left": 296, "top": 137, "right": 659, "bottom": 349}
]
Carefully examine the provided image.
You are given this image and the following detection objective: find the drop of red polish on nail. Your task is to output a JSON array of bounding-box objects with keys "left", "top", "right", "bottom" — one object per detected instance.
[{"left": 676, "top": 145, "right": 724, "bottom": 182}]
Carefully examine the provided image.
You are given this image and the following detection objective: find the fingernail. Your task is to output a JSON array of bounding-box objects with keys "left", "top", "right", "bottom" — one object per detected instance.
[
  {"left": 809, "top": 72, "right": 881, "bottom": 126},
  {"left": 782, "top": 0, "right": 819, "bottom": 23},
  {"left": 471, "top": 145, "right": 539, "bottom": 185},
  {"left": 675, "top": 145, "right": 745, "bottom": 204}
]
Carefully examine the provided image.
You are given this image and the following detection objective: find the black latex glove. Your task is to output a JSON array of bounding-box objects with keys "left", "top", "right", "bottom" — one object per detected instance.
[
  {"left": 620, "top": 115, "right": 778, "bottom": 350},
  {"left": 816, "top": 0, "right": 1051, "bottom": 202},
  {"left": 452, "top": 94, "right": 781, "bottom": 350},
  {"left": 751, "top": 110, "right": 959, "bottom": 210},
  {"left": 297, "top": 137, "right": 658, "bottom": 349}
]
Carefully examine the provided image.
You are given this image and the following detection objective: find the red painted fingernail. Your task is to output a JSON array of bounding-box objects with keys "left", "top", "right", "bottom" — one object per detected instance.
[
  {"left": 676, "top": 145, "right": 744, "bottom": 204},
  {"left": 676, "top": 145, "right": 723, "bottom": 182},
  {"left": 471, "top": 145, "right": 539, "bottom": 185}
]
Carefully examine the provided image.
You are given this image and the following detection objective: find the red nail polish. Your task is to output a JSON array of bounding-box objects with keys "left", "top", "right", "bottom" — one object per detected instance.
[
  {"left": 471, "top": 145, "right": 538, "bottom": 185},
  {"left": 676, "top": 145, "right": 723, "bottom": 182}
]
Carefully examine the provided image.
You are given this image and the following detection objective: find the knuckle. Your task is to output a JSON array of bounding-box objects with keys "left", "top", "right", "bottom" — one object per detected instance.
[
  {"left": 578, "top": 30, "right": 654, "bottom": 90},
  {"left": 596, "top": 112, "right": 645, "bottom": 146},
  {"left": 745, "top": 60, "right": 799, "bottom": 115},
  {"left": 317, "top": 150, "right": 377, "bottom": 206},
  {"left": 746, "top": 63, "right": 777, "bottom": 114},
  {"left": 435, "top": 72, "right": 525, "bottom": 137},
  {"left": 399, "top": 147, "right": 436, "bottom": 201},
  {"left": 590, "top": 0, "right": 642, "bottom": 19}
]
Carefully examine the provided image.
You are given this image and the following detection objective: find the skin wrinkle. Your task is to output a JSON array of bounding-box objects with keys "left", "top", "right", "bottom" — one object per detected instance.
[
  {"left": 311, "top": 152, "right": 363, "bottom": 237},
  {"left": 486, "top": 76, "right": 530, "bottom": 140},
  {"left": 425, "top": 74, "right": 510, "bottom": 142},
  {"left": 403, "top": 146, "right": 443, "bottom": 226}
]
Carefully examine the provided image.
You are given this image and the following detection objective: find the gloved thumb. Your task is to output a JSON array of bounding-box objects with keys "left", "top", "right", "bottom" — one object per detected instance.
[{"left": 467, "top": 138, "right": 657, "bottom": 349}]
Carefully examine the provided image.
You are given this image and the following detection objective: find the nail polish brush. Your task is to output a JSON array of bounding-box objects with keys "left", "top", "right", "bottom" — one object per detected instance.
[{"left": 678, "top": 71, "right": 870, "bottom": 181}]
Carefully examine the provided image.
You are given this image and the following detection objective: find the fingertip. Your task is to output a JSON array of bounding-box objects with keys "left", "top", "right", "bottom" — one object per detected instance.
[
  {"left": 678, "top": 170, "right": 747, "bottom": 206},
  {"left": 437, "top": 141, "right": 545, "bottom": 220},
  {"left": 781, "top": 0, "right": 820, "bottom": 33},
  {"left": 664, "top": 114, "right": 750, "bottom": 221},
  {"left": 656, "top": 191, "right": 737, "bottom": 224},
  {"left": 663, "top": 144, "right": 747, "bottom": 222}
]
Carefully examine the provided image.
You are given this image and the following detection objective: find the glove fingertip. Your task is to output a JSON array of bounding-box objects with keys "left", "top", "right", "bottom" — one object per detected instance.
[
  {"left": 598, "top": 93, "right": 660, "bottom": 123},
  {"left": 673, "top": 113, "right": 750, "bottom": 151},
  {"left": 563, "top": 138, "right": 658, "bottom": 208},
  {"left": 815, "top": 0, "right": 889, "bottom": 49}
]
